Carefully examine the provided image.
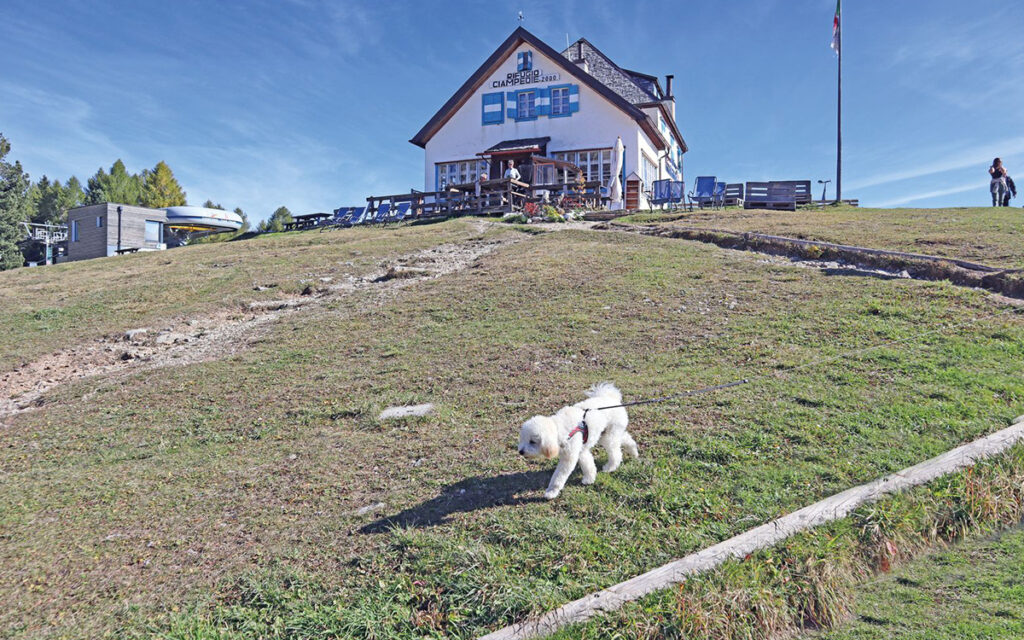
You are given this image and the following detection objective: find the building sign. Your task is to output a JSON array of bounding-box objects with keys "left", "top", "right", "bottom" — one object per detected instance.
[{"left": 491, "top": 50, "right": 560, "bottom": 88}]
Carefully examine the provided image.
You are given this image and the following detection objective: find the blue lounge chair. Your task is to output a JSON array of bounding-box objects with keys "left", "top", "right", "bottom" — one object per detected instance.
[
  {"left": 392, "top": 201, "right": 412, "bottom": 222},
  {"left": 651, "top": 179, "right": 673, "bottom": 207},
  {"left": 347, "top": 206, "right": 368, "bottom": 226},
  {"left": 714, "top": 182, "right": 726, "bottom": 208},
  {"left": 370, "top": 202, "right": 391, "bottom": 224},
  {"left": 334, "top": 207, "right": 353, "bottom": 223},
  {"left": 669, "top": 180, "right": 685, "bottom": 204},
  {"left": 689, "top": 176, "right": 717, "bottom": 209}
]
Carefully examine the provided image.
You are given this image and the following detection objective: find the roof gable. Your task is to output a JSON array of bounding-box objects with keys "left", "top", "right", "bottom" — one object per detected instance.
[
  {"left": 409, "top": 27, "right": 659, "bottom": 149},
  {"left": 561, "top": 39, "right": 659, "bottom": 105}
]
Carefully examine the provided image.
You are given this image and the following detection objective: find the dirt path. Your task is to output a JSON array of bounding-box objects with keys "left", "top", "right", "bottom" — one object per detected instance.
[{"left": 0, "top": 234, "right": 521, "bottom": 424}]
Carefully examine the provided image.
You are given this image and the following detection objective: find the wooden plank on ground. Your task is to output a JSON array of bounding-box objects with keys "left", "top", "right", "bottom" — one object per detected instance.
[{"left": 479, "top": 414, "right": 1024, "bottom": 640}]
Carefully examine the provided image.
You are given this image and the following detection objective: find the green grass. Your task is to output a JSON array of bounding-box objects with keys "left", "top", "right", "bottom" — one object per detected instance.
[
  {"left": 0, "top": 221, "right": 506, "bottom": 369},
  {"left": 546, "top": 442, "right": 1024, "bottom": 640},
  {"left": 818, "top": 527, "right": 1024, "bottom": 639},
  {"left": 0, "top": 220, "right": 1022, "bottom": 638},
  {"left": 619, "top": 206, "right": 1024, "bottom": 268}
]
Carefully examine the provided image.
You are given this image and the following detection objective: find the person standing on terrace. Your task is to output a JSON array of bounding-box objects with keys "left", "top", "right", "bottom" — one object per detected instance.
[
  {"left": 989, "top": 158, "right": 1008, "bottom": 206},
  {"left": 504, "top": 160, "right": 521, "bottom": 182}
]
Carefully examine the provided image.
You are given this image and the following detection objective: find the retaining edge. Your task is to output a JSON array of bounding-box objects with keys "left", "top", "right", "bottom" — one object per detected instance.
[{"left": 480, "top": 414, "right": 1024, "bottom": 640}]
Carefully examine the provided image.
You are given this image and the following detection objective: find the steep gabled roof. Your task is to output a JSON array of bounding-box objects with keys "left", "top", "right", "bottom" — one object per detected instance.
[
  {"left": 560, "top": 38, "right": 659, "bottom": 105},
  {"left": 409, "top": 27, "right": 664, "bottom": 150}
]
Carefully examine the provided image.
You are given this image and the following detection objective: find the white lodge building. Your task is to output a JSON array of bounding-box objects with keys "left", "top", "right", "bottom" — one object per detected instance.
[{"left": 410, "top": 27, "right": 688, "bottom": 210}]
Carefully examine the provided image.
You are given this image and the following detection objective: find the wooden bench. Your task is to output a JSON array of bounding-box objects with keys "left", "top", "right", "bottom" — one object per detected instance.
[
  {"left": 743, "top": 182, "right": 796, "bottom": 211},
  {"left": 771, "top": 180, "right": 812, "bottom": 205},
  {"left": 723, "top": 183, "right": 744, "bottom": 207}
]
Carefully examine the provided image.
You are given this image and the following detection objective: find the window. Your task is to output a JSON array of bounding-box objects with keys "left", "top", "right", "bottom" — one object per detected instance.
[
  {"left": 516, "top": 91, "right": 536, "bottom": 120},
  {"left": 71, "top": 220, "right": 79, "bottom": 242},
  {"left": 641, "top": 153, "right": 658, "bottom": 188},
  {"left": 551, "top": 86, "right": 570, "bottom": 116},
  {"left": 436, "top": 160, "right": 488, "bottom": 188},
  {"left": 96, "top": 216, "right": 104, "bottom": 228},
  {"left": 551, "top": 149, "right": 614, "bottom": 186},
  {"left": 145, "top": 220, "right": 163, "bottom": 243}
]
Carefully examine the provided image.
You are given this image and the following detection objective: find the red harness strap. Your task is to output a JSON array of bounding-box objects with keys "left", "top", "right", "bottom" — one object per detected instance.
[{"left": 567, "top": 419, "right": 589, "bottom": 444}]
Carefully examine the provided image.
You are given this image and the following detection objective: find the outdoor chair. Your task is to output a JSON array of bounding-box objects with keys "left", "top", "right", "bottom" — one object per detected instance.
[
  {"left": 370, "top": 202, "right": 391, "bottom": 224},
  {"left": 347, "top": 206, "right": 368, "bottom": 226},
  {"left": 689, "top": 176, "right": 717, "bottom": 209},
  {"left": 392, "top": 201, "right": 412, "bottom": 222},
  {"left": 650, "top": 179, "right": 673, "bottom": 208},
  {"left": 332, "top": 207, "right": 354, "bottom": 226},
  {"left": 713, "top": 182, "right": 726, "bottom": 208}
]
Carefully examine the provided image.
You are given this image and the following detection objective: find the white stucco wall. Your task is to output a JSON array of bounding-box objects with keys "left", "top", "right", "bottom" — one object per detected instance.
[{"left": 422, "top": 42, "right": 666, "bottom": 204}]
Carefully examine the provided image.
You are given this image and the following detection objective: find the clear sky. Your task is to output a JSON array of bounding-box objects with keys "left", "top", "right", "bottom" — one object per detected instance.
[{"left": 2, "top": 0, "right": 1022, "bottom": 222}]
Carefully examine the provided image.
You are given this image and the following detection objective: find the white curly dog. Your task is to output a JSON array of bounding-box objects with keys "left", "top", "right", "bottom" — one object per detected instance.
[{"left": 518, "top": 382, "right": 639, "bottom": 499}]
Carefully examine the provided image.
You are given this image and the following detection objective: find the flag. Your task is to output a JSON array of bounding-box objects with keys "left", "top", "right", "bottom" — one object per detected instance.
[{"left": 830, "top": 0, "right": 841, "bottom": 54}]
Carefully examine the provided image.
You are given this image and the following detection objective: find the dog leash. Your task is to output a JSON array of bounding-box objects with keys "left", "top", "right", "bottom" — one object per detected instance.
[{"left": 571, "top": 380, "right": 750, "bottom": 442}]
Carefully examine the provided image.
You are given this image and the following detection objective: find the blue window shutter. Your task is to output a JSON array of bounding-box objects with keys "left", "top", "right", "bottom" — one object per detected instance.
[
  {"left": 482, "top": 92, "right": 504, "bottom": 125},
  {"left": 569, "top": 84, "right": 580, "bottom": 113},
  {"left": 506, "top": 91, "right": 517, "bottom": 120},
  {"left": 537, "top": 86, "right": 550, "bottom": 117}
]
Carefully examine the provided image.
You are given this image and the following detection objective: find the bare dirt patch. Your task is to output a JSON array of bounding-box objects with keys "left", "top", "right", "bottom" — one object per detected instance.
[{"left": 0, "top": 235, "right": 520, "bottom": 423}]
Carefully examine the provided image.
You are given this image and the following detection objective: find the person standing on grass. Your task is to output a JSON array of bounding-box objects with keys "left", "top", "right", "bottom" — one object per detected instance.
[
  {"left": 1002, "top": 175, "right": 1017, "bottom": 207},
  {"left": 989, "top": 158, "right": 1008, "bottom": 206}
]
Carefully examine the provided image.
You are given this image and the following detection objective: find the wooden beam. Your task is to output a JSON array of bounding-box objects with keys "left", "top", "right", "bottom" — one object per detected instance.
[{"left": 480, "top": 414, "right": 1024, "bottom": 640}]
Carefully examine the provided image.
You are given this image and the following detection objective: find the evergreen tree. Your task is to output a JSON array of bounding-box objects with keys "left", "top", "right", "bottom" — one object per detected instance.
[
  {"left": 234, "top": 207, "right": 250, "bottom": 234},
  {"left": 33, "top": 175, "right": 81, "bottom": 226},
  {"left": 202, "top": 199, "right": 224, "bottom": 210},
  {"left": 140, "top": 161, "right": 186, "bottom": 208},
  {"left": 85, "top": 160, "right": 143, "bottom": 205},
  {"left": 64, "top": 176, "right": 84, "bottom": 214},
  {"left": 84, "top": 166, "right": 108, "bottom": 204},
  {"left": 0, "top": 133, "right": 32, "bottom": 270},
  {"left": 260, "top": 206, "right": 291, "bottom": 233}
]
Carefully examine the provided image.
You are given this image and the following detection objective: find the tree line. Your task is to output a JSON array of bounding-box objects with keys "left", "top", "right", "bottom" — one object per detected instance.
[{"left": 0, "top": 132, "right": 292, "bottom": 270}]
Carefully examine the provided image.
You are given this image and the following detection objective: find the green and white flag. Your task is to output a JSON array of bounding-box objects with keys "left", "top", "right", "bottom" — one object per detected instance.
[{"left": 831, "top": 0, "right": 841, "bottom": 54}]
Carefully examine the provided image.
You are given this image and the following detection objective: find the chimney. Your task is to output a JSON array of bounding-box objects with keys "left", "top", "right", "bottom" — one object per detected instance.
[{"left": 665, "top": 74, "right": 674, "bottom": 98}]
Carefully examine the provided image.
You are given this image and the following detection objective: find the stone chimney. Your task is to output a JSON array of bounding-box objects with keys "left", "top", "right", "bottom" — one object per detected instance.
[{"left": 662, "top": 75, "right": 676, "bottom": 120}]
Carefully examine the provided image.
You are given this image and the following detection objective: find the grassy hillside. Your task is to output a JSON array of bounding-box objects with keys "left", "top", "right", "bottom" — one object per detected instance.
[
  {"left": 1, "top": 216, "right": 1022, "bottom": 638},
  {"left": 621, "top": 206, "right": 1024, "bottom": 268},
  {"left": 818, "top": 527, "right": 1024, "bottom": 639}
]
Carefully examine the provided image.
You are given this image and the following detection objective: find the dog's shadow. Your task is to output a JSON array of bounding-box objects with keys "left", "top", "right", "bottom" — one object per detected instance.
[{"left": 359, "top": 469, "right": 550, "bottom": 533}]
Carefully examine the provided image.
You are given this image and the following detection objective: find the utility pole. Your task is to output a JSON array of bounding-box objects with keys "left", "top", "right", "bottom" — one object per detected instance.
[{"left": 835, "top": 3, "right": 842, "bottom": 203}]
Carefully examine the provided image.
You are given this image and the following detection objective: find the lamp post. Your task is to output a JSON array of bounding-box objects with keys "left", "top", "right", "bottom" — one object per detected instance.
[
  {"left": 817, "top": 179, "right": 831, "bottom": 203},
  {"left": 117, "top": 205, "right": 123, "bottom": 254}
]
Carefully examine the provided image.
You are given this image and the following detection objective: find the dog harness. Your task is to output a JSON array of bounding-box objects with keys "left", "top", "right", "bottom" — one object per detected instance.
[{"left": 567, "top": 418, "right": 589, "bottom": 444}]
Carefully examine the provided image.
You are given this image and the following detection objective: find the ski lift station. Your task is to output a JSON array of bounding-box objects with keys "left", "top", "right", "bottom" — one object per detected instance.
[{"left": 63, "top": 204, "right": 243, "bottom": 262}]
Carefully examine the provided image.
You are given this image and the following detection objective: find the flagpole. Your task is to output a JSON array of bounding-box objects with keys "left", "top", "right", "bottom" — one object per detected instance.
[{"left": 836, "top": 2, "right": 842, "bottom": 204}]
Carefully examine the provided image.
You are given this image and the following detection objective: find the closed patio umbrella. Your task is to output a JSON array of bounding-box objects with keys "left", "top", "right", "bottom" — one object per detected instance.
[{"left": 609, "top": 136, "right": 624, "bottom": 209}]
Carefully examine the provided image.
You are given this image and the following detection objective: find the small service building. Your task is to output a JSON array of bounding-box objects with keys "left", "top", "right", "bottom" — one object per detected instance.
[
  {"left": 65, "top": 204, "right": 243, "bottom": 261},
  {"left": 411, "top": 27, "right": 687, "bottom": 210}
]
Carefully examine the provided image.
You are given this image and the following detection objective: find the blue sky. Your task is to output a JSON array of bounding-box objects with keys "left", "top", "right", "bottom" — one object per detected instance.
[{"left": 2, "top": 0, "right": 1022, "bottom": 222}]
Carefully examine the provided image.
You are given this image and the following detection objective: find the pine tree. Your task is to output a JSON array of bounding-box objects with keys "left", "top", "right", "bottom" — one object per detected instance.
[
  {"left": 34, "top": 176, "right": 84, "bottom": 226},
  {"left": 262, "top": 206, "right": 292, "bottom": 233},
  {"left": 0, "top": 133, "right": 32, "bottom": 270},
  {"left": 140, "top": 161, "right": 186, "bottom": 208},
  {"left": 85, "top": 160, "right": 143, "bottom": 205},
  {"left": 84, "top": 166, "right": 108, "bottom": 204},
  {"left": 235, "top": 207, "right": 250, "bottom": 234}
]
